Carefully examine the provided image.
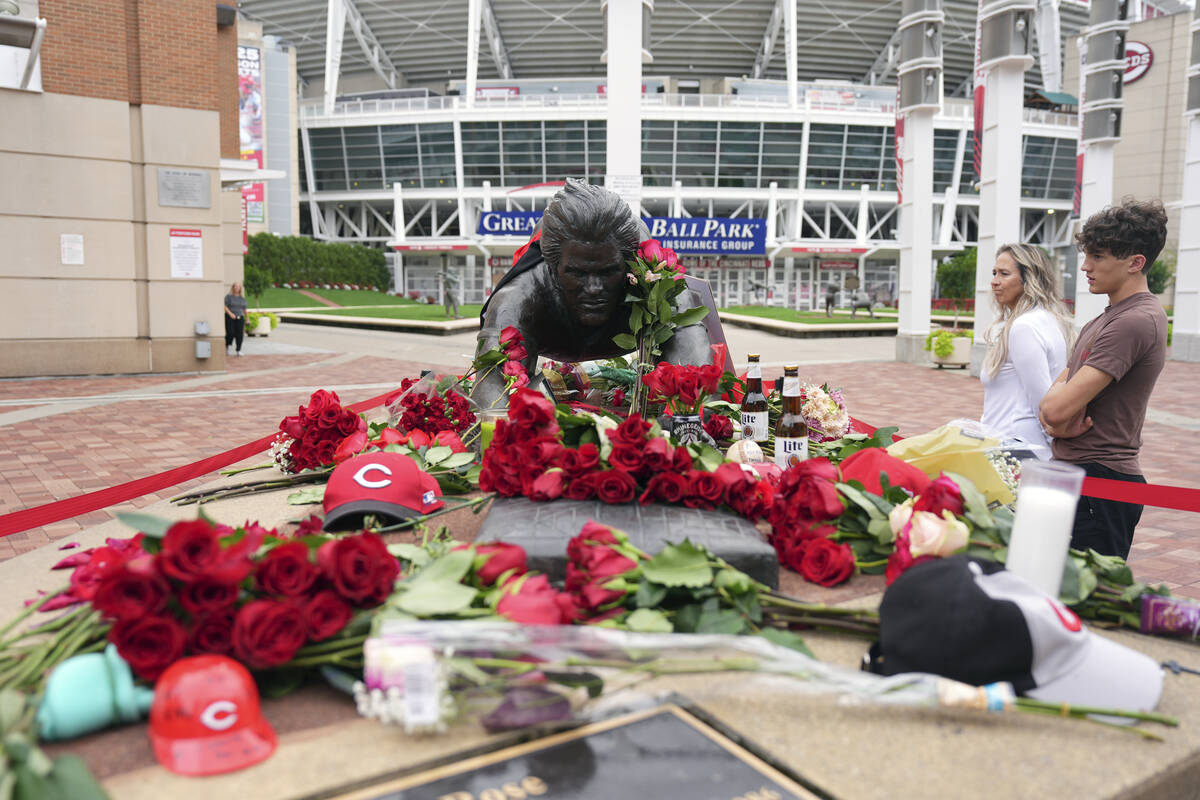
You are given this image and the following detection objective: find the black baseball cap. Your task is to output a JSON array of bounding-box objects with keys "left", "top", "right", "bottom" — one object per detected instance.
[{"left": 865, "top": 556, "right": 1163, "bottom": 714}]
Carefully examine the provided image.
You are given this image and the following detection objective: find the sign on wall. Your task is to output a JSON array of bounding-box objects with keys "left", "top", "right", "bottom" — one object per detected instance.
[
  {"left": 157, "top": 168, "right": 211, "bottom": 209},
  {"left": 238, "top": 45, "right": 265, "bottom": 224},
  {"left": 476, "top": 211, "right": 766, "bottom": 255},
  {"left": 169, "top": 229, "right": 203, "bottom": 279},
  {"left": 60, "top": 234, "right": 84, "bottom": 266},
  {"left": 1124, "top": 41, "right": 1153, "bottom": 84}
]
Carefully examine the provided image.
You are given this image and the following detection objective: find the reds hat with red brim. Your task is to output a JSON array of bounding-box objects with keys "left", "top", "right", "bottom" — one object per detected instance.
[{"left": 323, "top": 451, "right": 444, "bottom": 532}]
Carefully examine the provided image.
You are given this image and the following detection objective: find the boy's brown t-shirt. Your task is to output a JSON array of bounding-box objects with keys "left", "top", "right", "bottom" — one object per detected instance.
[{"left": 1052, "top": 292, "right": 1167, "bottom": 474}]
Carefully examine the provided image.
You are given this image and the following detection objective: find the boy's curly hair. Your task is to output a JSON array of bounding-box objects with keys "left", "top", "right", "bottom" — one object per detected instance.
[{"left": 1075, "top": 197, "right": 1168, "bottom": 272}]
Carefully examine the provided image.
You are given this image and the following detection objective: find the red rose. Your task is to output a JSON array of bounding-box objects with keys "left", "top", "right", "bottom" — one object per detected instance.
[
  {"left": 232, "top": 599, "right": 307, "bottom": 669},
  {"left": 158, "top": 519, "right": 262, "bottom": 585},
  {"left": 913, "top": 474, "right": 965, "bottom": 517},
  {"left": 110, "top": 614, "right": 187, "bottom": 680},
  {"left": 557, "top": 444, "right": 600, "bottom": 477},
  {"left": 563, "top": 472, "right": 598, "bottom": 501},
  {"left": 607, "top": 445, "right": 644, "bottom": 474},
  {"left": 337, "top": 411, "right": 364, "bottom": 437},
  {"left": 675, "top": 373, "right": 703, "bottom": 409},
  {"left": 529, "top": 469, "right": 566, "bottom": 502},
  {"left": 188, "top": 611, "right": 235, "bottom": 656},
  {"left": 178, "top": 579, "right": 240, "bottom": 617},
  {"left": 333, "top": 429, "right": 370, "bottom": 464},
  {"left": 669, "top": 446, "right": 694, "bottom": 474},
  {"left": 641, "top": 437, "right": 674, "bottom": 472},
  {"left": 639, "top": 471, "right": 689, "bottom": 505},
  {"left": 607, "top": 415, "right": 652, "bottom": 447},
  {"left": 497, "top": 575, "right": 567, "bottom": 625},
  {"left": 471, "top": 542, "right": 529, "bottom": 586},
  {"left": 70, "top": 543, "right": 144, "bottom": 602},
  {"left": 684, "top": 470, "right": 725, "bottom": 510},
  {"left": 92, "top": 557, "right": 169, "bottom": 621},
  {"left": 580, "top": 547, "right": 637, "bottom": 580},
  {"left": 727, "top": 476, "right": 774, "bottom": 520},
  {"left": 256, "top": 541, "right": 320, "bottom": 597},
  {"left": 302, "top": 590, "right": 353, "bottom": 641},
  {"left": 506, "top": 344, "right": 529, "bottom": 362},
  {"left": 279, "top": 414, "right": 304, "bottom": 439},
  {"left": 838, "top": 447, "right": 931, "bottom": 497},
  {"left": 579, "top": 579, "right": 626, "bottom": 611},
  {"left": 798, "top": 538, "right": 856, "bottom": 587},
  {"left": 703, "top": 413, "right": 734, "bottom": 441},
  {"left": 508, "top": 388, "right": 557, "bottom": 431},
  {"left": 567, "top": 521, "right": 620, "bottom": 563},
  {"left": 433, "top": 430, "right": 467, "bottom": 452},
  {"left": 594, "top": 469, "right": 637, "bottom": 504},
  {"left": 503, "top": 360, "right": 527, "bottom": 381},
  {"left": 499, "top": 325, "right": 523, "bottom": 349},
  {"left": 642, "top": 363, "right": 679, "bottom": 400},
  {"left": 317, "top": 533, "right": 400, "bottom": 607}
]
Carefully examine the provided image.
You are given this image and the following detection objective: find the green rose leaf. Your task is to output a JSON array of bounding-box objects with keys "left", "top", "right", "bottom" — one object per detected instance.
[
  {"left": 613, "top": 333, "right": 637, "bottom": 350},
  {"left": 836, "top": 483, "right": 887, "bottom": 521},
  {"left": 409, "top": 548, "right": 474, "bottom": 587},
  {"left": 641, "top": 542, "right": 713, "bottom": 588},
  {"left": 43, "top": 755, "right": 110, "bottom": 800},
  {"left": 671, "top": 306, "right": 709, "bottom": 328},
  {"left": 115, "top": 511, "right": 174, "bottom": 538},
  {"left": 395, "top": 582, "right": 479, "bottom": 616},
  {"left": 653, "top": 325, "right": 675, "bottom": 346},
  {"left": 866, "top": 518, "right": 895, "bottom": 544},
  {"left": 387, "top": 542, "right": 431, "bottom": 567},
  {"left": 694, "top": 608, "right": 747, "bottom": 635},
  {"left": 714, "top": 567, "right": 758, "bottom": 595},
  {"left": 424, "top": 446, "right": 453, "bottom": 465},
  {"left": 287, "top": 485, "right": 326, "bottom": 505},
  {"left": 440, "top": 451, "right": 477, "bottom": 469},
  {"left": 629, "top": 303, "right": 644, "bottom": 334},
  {"left": 634, "top": 580, "right": 668, "bottom": 608},
  {"left": 625, "top": 608, "right": 674, "bottom": 633},
  {"left": 946, "top": 471, "right": 993, "bottom": 529},
  {"left": 1057, "top": 556, "right": 1097, "bottom": 605},
  {"left": 691, "top": 443, "right": 725, "bottom": 472},
  {"left": 757, "top": 628, "right": 816, "bottom": 659}
]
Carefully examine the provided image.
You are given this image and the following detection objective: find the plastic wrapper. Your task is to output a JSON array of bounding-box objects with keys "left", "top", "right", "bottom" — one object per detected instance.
[
  {"left": 886, "top": 419, "right": 1029, "bottom": 505},
  {"left": 354, "top": 620, "right": 1019, "bottom": 735}
]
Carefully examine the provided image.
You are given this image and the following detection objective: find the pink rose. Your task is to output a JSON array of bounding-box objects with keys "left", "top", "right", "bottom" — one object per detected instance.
[{"left": 906, "top": 510, "right": 969, "bottom": 559}]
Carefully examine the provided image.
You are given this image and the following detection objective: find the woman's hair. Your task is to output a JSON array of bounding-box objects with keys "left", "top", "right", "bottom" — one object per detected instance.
[{"left": 983, "top": 243, "right": 1075, "bottom": 379}]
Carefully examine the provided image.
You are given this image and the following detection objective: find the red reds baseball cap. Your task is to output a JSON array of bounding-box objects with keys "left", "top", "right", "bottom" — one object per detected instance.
[
  {"left": 322, "top": 451, "right": 444, "bottom": 532},
  {"left": 149, "top": 655, "right": 276, "bottom": 776}
]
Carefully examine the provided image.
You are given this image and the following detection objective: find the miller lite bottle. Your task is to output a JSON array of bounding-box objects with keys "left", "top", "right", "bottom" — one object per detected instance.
[
  {"left": 739, "top": 354, "right": 768, "bottom": 442},
  {"left": 773, "top": 365, "right": 808, "bottom": 468}
]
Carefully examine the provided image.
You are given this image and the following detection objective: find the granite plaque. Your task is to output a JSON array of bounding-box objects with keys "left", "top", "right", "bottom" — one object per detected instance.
[
  {"left": 332, "top": 705, "right": 820, "bottom": 800},
  {"left": 157, "top": 167, "right": 211, "bottom": 209},
  {"left": 477, "top": 498, "right": 778, "bottom": 589}
]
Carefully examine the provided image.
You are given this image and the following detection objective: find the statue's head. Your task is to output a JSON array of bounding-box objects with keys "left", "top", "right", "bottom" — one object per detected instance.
[{"left": 541, "top": 180, "right": 640, "bottom": 328}]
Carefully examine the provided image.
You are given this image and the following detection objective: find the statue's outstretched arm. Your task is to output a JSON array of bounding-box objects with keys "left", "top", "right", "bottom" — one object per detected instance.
[{"left": 472, "top": 278, "right": 540, "bottom": 410}]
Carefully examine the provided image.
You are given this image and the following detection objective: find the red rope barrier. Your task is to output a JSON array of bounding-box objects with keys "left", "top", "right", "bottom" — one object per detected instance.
[{"left": 0, "top": 391, "right": 395, "bottom": 538}]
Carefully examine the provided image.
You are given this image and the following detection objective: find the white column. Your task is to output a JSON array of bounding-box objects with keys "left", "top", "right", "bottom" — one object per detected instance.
[
  {"left": 1072, "top": 143, "right": 1116, "bottom": 324},
  {"left": 604, "top": 0, "right": 644, "bottom": 212},
  {"left": 1174, "top": 13, "right": 1200, "bottom": 362},
  {"left": 785, "top": 0, "right": 797, "bottom": 109},
  {"left": 897, "top": 108, "right": 935, "bottom": 359},
  {"left": 973, "top": 61, "right": 1028, "bottom": 371},
  {"left": 465, "top": 0, "right": 481, "bottom": 109},
  {"left": 323, "top": 0, "right": 346, "bottom": 116}
]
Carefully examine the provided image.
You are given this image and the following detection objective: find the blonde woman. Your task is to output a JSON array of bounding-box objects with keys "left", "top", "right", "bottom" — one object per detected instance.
[{"left": 980, "top": 244, "right": 1074, "bottom": 456}]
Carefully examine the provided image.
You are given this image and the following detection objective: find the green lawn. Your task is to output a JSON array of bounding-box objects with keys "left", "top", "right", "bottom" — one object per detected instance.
[
  {"left": 720, "top": 306, "right": 897, "bottom": 325},
  {"left": 300, "top": 304, "right": 483, "bottom": 321},
  {"left": 251, "top": 288, "right": 419, "bottom": 309}
]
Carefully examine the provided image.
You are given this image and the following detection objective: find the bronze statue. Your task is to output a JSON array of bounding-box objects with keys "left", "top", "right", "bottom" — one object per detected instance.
[{"left": 474, "top": 180, "right": 731, "bottom": 409}]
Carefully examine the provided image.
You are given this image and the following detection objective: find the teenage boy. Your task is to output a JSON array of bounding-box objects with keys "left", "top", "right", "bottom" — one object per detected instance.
[{"left": 1039, "top": 199, "right": 1169, "bottom": 559}]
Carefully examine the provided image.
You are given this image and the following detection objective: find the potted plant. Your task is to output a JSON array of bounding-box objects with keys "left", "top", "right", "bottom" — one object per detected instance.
[
  {"left": 247, "top": 311, "right": 278, "bottom": 337},
  {"left": 925, "top": 328, "right": 973, "bottom": 368}
]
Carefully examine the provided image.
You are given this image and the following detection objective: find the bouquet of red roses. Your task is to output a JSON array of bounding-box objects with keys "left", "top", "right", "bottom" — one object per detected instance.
[
  {"left": 641, "top": 360, "right": 724, "bottom": 417},
  {"left": 274, "top": 389, "right": 368, "bottom": 474},
  {"left": 2, "top": 516, "right": 398, "bottom": 689},
  {"left": 386, "top": 376, "right": 477, "bottom": 437}
]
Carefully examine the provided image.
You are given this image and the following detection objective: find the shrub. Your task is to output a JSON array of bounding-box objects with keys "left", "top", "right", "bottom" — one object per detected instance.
[
  {"left": 244, "top": 234, "right": 389, "bottom": 290},
  {"left": 924, "top": 329, "right": 973, "bottom": 358},
  {"left": 246, "top": 311, "right": 280, "bottom": 331},
  {"left": 1147, "top": 258, "right": 1174, "bottom": 295},
  {"left": 243, "top": 264, "right": 270, "bottom": 303}
]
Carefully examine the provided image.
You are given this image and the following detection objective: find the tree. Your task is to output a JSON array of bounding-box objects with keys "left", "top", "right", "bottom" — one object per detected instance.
[
  {"left": 1147, "top": 258, "right": 1174, "bottom": 296},
  {"left": 937, "top": 247, "right": 976, "bottom": 328},
  {"left": 243, "top": 264, "right": 269, "bottom": 306}
]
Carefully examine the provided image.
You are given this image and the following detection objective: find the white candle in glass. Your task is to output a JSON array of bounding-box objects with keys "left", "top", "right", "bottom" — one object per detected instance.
[{"left": 1003, "top": 459, "right": 1087, "bottom": 596}]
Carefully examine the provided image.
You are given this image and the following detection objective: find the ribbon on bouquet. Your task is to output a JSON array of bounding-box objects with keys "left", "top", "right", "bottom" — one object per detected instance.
[{"left": 0, "top": 390, "right": 397, "bottom": 539}]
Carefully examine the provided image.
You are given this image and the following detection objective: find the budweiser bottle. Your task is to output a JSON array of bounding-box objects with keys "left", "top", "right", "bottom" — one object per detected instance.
[
  {"left": 773, "top": 365, "right": 808, "bottom": 468},
  {"left": 739, "top": 354, "right": 769, "bottom": 442}
]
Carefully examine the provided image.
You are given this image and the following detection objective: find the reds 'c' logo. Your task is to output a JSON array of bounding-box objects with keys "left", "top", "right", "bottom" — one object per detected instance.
[
  {"left": 353, "top": 463, "right": 392, "bottom": 489},
  {"left": 200, "top": 700, "right": 238, "bottom": 731}
]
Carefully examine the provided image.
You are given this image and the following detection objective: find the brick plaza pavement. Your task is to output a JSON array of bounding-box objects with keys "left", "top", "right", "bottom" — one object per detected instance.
[{"left": 1, "top": 326, "right": 1197, "bottom": 597}]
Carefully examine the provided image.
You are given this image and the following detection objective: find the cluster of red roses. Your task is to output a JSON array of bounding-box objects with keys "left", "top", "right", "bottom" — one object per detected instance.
[
  {"left": 59, "top": 519, "right": 398, "bottom": 680},
  {"left": 498, "top": 326, "right": 530, "bottom": 390},
  {"left": 478, "top": 389, "right": 772, "bottom": 521},
  {"left": 641, "top": 361, "right": 724, "bottom": 417},
  {"left": 462, "top": 523, "right": 642, "bottom": 625},
  {"left": 766, "top": 458, "right": 857, "bottom": 587},
  {"left": 333, "top": 423, "right": 467, "bottom": 465},
  {"left": 387, "top": 376, "right": 476, "bottom": 436},
  {"left": 276, "top": 389, "right": 367, "bottom": 473}
]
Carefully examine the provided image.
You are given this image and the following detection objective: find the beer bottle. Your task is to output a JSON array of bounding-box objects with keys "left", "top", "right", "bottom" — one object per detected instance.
[
  {"left": 773, "top": 365, "right": 809, "bottom": 468},
  {"left": 739, "top": 354, "right": 769, "bottom": 442}
]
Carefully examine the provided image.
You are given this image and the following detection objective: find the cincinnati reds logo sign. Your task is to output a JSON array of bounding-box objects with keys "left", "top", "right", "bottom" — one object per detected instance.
[
  {"left": 353, "top": 463, "right": 392, "bottom": 489},
  {"left": 200, "top": 700, "right": 238, "bottom": 731},
  {"left": 1124, "top": 42, "right": 1152, "bottom": 84}
]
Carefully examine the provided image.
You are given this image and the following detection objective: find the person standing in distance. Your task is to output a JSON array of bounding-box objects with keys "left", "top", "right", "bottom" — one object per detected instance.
[
  {"left": 979, "top": 244, "right": 1073, "bottom": 458},
  {"left": 1039, "top": 199, "right": 1169, "bottom": 559},
  {"left": 224, "top": 282, "right": 248, "bottom": 357}
]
